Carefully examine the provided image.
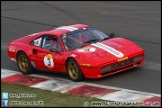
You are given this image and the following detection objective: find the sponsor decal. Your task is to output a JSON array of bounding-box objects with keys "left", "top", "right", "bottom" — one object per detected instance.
[
  {"left": 80, "top": 63, "right": 91, "bottom": 67},
  {"left": 78, "top": 47, "right": 96, "bottom": 52},
  {"left": 44, "top": 54, "right": 54, "bottom": 67},
  {"left": 91, "top": 42, "right": 124, "bottom": 58},
  {"left": 71, "top": 54, "right": 77, "bottom": 57},
  {"left": 9, "top": 46, "right": 15, "bottom": 52},
  {"left": 118, "top": 57, "right": 128, "bottom": 62},
  {"left": 56, "top": 26, "right": 78, "bottom": 31}
]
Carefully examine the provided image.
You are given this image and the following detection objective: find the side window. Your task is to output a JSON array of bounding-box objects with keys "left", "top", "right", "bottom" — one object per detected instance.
[
  {"left": 42, "top": 36, "right": 63, "bottom": 52},
  {"left": 57, "top": 41, "right": 63, "bottom": 52},
  {"left": 42, "top": 36, "right": 52, "bottom": 49},
  {"left": 30, "top": 37, "right": 42, "bottom": 47}
]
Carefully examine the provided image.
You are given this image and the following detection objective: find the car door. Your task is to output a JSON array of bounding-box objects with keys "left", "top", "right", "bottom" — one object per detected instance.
[{"left": 30, "top": 34, "right": 64, "bottom": 71}]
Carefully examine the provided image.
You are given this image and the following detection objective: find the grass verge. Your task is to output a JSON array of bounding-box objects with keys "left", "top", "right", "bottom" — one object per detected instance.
[
  {"left": 1, "top": 82, "right": 146, "bottom": 107},
  {"left": 1, "top": 82, "right": 104, "bottom": 107}
]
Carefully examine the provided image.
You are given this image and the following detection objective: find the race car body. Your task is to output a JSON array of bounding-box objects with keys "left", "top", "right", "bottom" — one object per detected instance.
[{"left": 8, "top": 24, "right": 145, "bottom": 81}]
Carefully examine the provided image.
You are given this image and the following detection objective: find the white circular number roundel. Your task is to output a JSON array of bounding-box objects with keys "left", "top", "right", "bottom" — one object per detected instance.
[{"left": 44, "top": 54, "right": 54, "bottom": 67}]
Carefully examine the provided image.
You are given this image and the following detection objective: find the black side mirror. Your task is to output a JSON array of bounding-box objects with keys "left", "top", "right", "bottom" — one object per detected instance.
[
  {"left": 49, "top": 48, "right": 58, "bottom": 53},
  {"left": 110, "top": 33, "right": 115, "bottom": 38}
]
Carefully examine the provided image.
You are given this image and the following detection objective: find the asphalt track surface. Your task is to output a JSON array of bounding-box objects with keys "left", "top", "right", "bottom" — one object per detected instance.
[{"left": 1, "top": 1, "right": 161, "bottom": 94}]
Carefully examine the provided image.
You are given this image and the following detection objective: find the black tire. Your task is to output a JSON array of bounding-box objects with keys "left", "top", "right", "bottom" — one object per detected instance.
[
  {"left": 17, "top": 52, "right": 35, "bottom": 75},
  {"left": 67, "top": 59, "right": 84, "bottom": 82}
]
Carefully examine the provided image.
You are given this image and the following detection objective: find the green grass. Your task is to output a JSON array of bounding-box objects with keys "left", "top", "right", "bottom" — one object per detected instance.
[
  {"left": 1, "top": 82, "right": 103, "bottom": 107},
  {"left": 2, "top": 82, "right": 147, "bottom": 107}
]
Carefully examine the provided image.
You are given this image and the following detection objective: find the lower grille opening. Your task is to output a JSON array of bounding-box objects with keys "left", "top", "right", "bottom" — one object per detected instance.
[{"left": 101, "top": 61, "right": 142, "bottom": 75}]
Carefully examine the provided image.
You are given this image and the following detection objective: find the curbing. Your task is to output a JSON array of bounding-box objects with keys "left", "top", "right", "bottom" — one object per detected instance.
[{"left": 1, "top": 68, "right": 161, "bottom": 107}]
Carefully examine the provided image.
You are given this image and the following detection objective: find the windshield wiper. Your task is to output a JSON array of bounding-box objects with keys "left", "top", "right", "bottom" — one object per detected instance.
[
  {"left": 102, "top": 37, "right": 109, "bottom": 41},
  {"left": 80, "top": 43, "right": 89, "bottom": 48},
  {"left": 84, "top": 39, "right": 99, "bottom": 44}
]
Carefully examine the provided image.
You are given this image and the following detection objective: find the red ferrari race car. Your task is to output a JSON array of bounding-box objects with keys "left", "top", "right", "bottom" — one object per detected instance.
[{"left": 8, "top": 24, "right": 145, "bottom": 81}]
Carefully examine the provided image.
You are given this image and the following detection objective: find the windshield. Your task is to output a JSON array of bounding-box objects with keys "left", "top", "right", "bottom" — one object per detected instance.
[{"left": 61, "top": 27, "right": 109, "bottom": 51}]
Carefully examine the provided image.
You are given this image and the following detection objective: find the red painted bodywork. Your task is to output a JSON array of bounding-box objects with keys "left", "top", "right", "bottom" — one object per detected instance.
[{"left": 8, "top": 24, "right": 145, "bottom": 79}]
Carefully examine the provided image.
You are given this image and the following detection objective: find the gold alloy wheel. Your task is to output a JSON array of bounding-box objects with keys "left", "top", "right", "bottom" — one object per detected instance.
[
  {"left": 18, "top": 55, "right": 28, "bottom": 73},
  {"left": 68, "top": 62, "right": 79, "bottom": 80}
]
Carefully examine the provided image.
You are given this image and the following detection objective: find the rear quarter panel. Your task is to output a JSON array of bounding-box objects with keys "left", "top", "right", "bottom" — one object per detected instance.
[{"left": 8, "top": 41, "right": 33, "bottom": 63}]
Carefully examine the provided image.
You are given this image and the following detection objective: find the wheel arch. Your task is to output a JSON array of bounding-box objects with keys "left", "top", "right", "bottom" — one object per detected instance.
[
  {"left": 66, "top": 57, "right": 75, "bottom": 66},
  {"left": 16, "top": 50, "right": 27, "bottom": 60},
  {"left": 16, "top": 49, "right": 35, "bottom": 74},
  {"left": 65, "top": 57, "right": 80, "bottom": 70},
  {"left": 66, "top": 57, "right": 85, "bottom": 81}
]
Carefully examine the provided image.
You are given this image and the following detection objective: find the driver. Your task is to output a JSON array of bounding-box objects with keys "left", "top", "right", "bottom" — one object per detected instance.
[
  {"left": 73, "top": 32, "right": 83, "bottom": 44},
  {"left": 50, "top": 38, "right": 57, "bottom": 49}
]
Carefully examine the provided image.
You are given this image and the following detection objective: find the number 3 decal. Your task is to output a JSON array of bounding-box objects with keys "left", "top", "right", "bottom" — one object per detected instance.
[{"left": 44, "top": 54, "right": 54, "bottom": 67}]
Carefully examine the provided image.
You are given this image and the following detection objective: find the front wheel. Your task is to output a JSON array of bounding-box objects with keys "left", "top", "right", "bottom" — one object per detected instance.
[
  {"left": 67, "top": 59, "right": 84, "bottom": 82},
  {"left": 17, "top": 52, "right": 35, "bottom": 75}
]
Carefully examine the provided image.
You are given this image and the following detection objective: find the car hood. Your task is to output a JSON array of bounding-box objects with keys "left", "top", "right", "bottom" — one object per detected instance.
[{"left": 71, "top": 37, "right": 144, "bottom": 66}]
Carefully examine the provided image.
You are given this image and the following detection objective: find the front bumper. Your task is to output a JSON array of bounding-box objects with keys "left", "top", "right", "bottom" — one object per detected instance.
[{"left": 80, "top": 53, "right": 145, "bottom": 79}]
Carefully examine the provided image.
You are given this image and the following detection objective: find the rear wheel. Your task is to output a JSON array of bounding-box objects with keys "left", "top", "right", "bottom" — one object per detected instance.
[
  {"left": 17, "top": 52, "right": 35, "bottom": 74},
  {"left": 67, "top": 59, "right": 84, "bottom": 82}
]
